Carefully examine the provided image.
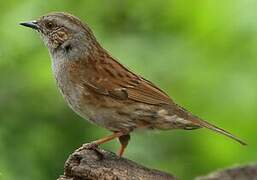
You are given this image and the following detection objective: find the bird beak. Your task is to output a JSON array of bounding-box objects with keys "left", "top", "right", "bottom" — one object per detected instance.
[{"left": 20, "top": 20, "right": 39, "bottom": 30}]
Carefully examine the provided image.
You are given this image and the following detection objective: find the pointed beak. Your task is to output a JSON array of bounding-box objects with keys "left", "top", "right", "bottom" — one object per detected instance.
[{"left": 20, "top": 20, "right": 39, "bottom": 30}]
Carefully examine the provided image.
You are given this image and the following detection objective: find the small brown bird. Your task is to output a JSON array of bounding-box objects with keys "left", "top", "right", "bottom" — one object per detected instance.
[{"left": 20, "top": 12, "right": 246, "bottom": 156}]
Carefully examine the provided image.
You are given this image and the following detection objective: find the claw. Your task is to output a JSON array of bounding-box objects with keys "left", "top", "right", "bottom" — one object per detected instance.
[
  {"left": 76, "top": 142, "right": 104, "bottom": 159},
  {"left": 75, "top": 132, "right": 127, "bottom": 157},
  {"left": 76, "top": 142, "right": 98, "bottom": 152}
]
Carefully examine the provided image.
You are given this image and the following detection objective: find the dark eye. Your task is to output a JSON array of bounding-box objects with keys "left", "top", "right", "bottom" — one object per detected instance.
[{"left": 45, "top": 21, "right": 55, "bottom": 29}]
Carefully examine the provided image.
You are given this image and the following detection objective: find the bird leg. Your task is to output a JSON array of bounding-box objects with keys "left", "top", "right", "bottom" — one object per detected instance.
[
  {"left": 118, "top": 134, "right": 131, "bottom": 157},
  {"left": 92, "top": 132, "right": 125, "bottom": 146},
  {"left": 77, "top": 132, "right": 124, "bottom": 152},
  {"left": 77, "top": 132, "right": 130, "bottom": 158}
]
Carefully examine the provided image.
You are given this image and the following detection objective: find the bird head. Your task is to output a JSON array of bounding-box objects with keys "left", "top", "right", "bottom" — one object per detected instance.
[{"left": 20, "top": 12, "right": 97, "bottom": 57}]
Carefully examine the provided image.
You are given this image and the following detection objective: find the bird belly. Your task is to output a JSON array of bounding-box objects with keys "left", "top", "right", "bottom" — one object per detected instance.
[{"left": 54, "top": 74, "right": 132, "bottom": 131}]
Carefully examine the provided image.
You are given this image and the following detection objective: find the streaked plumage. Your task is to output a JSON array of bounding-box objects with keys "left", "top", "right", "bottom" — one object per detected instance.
[{"left": 20, "top": 12, "right": 246, "bottom": 157}]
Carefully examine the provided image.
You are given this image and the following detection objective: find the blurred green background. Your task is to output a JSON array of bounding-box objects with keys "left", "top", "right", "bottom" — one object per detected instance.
[{"left": 0, "top": 0, "right": 256, "bottom": 179}]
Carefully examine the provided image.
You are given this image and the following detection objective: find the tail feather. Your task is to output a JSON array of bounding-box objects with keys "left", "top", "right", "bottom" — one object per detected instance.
[{"left": 191, "top": 118, "right": 247, "bottom": 145}]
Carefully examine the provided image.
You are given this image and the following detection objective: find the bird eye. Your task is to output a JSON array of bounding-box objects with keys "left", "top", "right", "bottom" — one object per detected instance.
[{"left": 45, "top": 21, "right": 55, "bottom": 29}]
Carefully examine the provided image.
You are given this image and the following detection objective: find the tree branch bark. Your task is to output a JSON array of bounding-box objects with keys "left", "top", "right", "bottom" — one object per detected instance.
[
  {"left": 196, "top": 164, "right": 257, "bottom": 180},
  {"left": 57, "top": 143, "right": 257, "bottom": 180},
  {"left": 57, "top": 144, "right": 177, "bottom": 180}
]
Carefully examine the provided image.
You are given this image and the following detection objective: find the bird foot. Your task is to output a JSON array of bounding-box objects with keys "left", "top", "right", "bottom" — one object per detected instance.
[
  {"left": 76, "top": 142, "right": 104, "bottom": 159},
  {"left": 76, "top": 142, "right": 98, "bottom": 152}
]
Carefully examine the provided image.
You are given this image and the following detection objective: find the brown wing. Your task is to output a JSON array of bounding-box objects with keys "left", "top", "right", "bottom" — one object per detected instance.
[
  {"left": 125, "top": 77, "right": 172, "bottom": 105},
  {"left": 81, "top": 57, "right": 173, "bottom": 105}
]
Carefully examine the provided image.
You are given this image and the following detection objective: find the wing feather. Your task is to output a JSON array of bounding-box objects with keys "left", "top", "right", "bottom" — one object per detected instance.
[{"left": 81, "top": 57, "right": 173, "bottom": 105}]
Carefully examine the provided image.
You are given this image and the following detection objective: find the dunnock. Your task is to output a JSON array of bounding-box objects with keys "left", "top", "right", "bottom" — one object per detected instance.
[{"left": 20, "top": 12, "right": 246, "bottom": 156}]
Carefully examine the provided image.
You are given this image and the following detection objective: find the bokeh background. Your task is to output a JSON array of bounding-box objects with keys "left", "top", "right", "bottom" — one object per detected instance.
[{"left": 0, "top": 0, "right": 257, "bottom": 179}]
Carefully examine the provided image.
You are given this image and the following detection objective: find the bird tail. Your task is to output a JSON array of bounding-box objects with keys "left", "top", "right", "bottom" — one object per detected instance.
[{"left": 191, "top": 117, "right": 247, "bottom": 145}]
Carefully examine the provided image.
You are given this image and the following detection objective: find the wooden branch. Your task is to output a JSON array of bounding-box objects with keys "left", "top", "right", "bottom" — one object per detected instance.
[
  {"left": 57, "top": 143, "right": 257, "bottom": 180},
  {"left": 196, "top": 164, "right": 257, "bottom": 180},
  {"left": 57, "top": 143, "right": 177, "bottom": 180}
]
